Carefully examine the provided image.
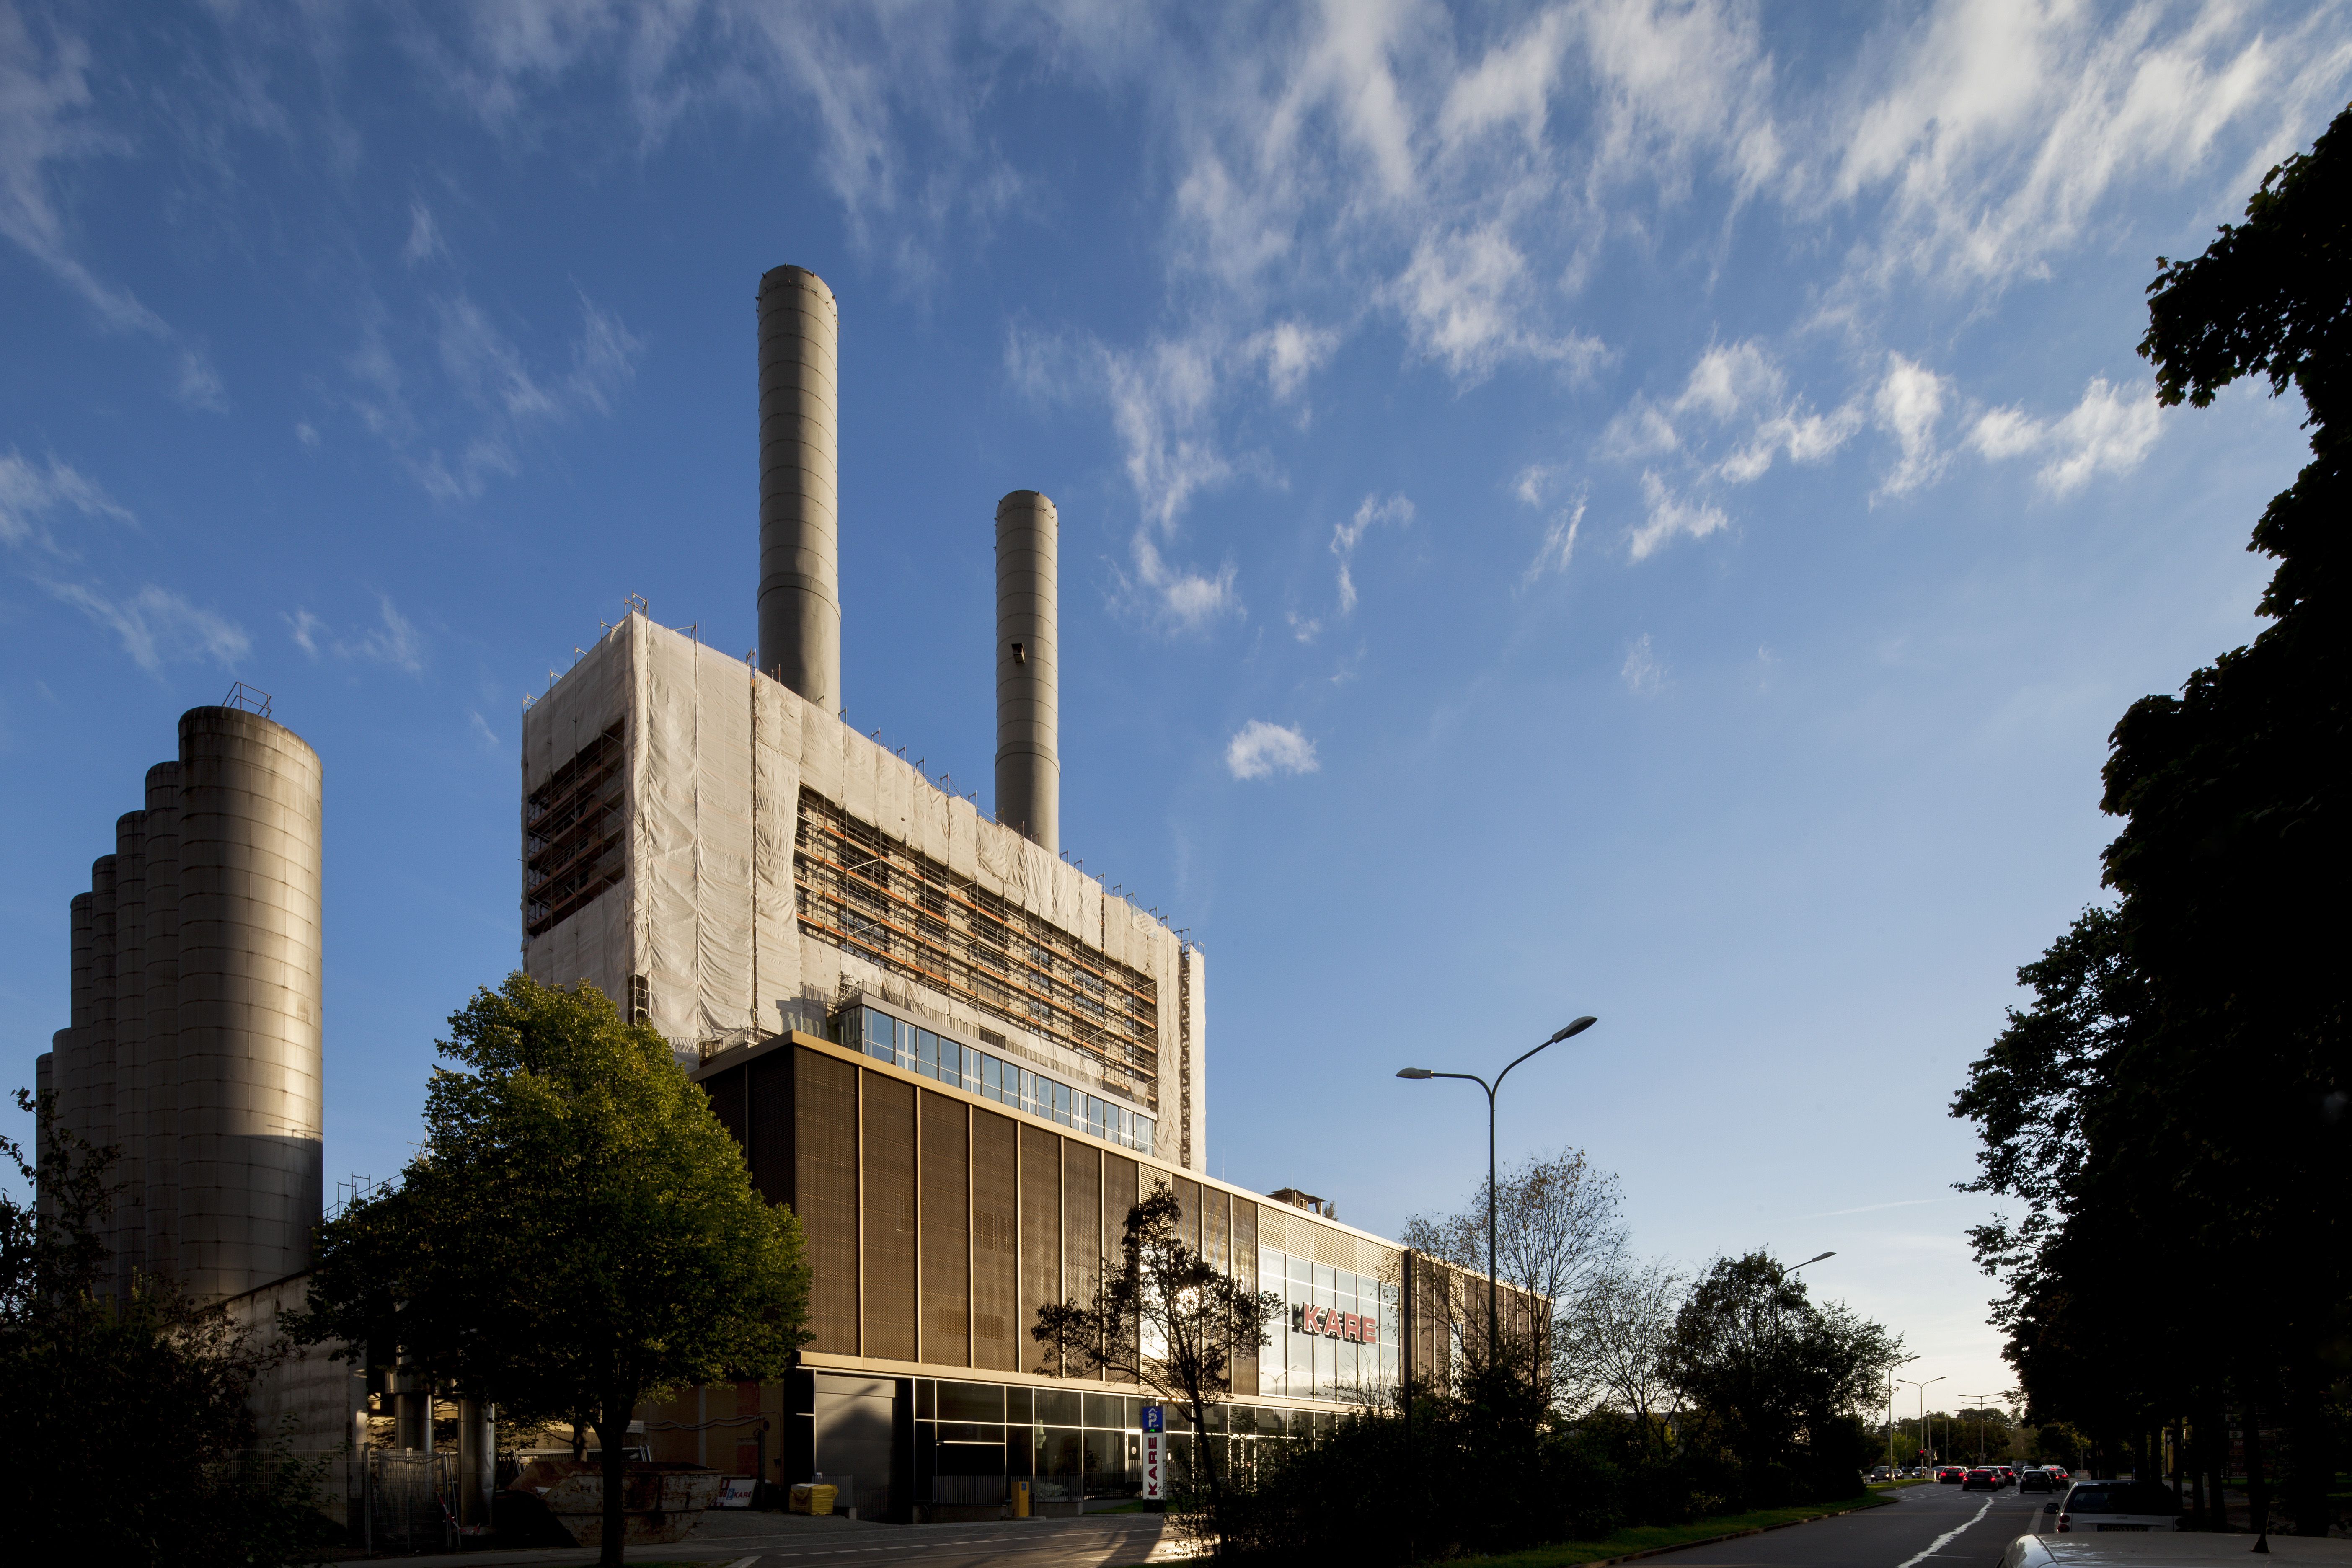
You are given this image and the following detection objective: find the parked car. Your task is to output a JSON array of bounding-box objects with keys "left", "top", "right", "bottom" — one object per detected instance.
[
  {"left": 2001, "top": 1532, "right": 2352, "bottom": 1564},
  {"left": 1938, "top": 1465, "right": 1967, "bottom": 1483},
  {"left": 2020, "top": 1469, "right": 2057, "bottom": 1493},
  {"left": 1965, "top": 1467, "right": 2000, "bottom": 1491},
  {"left": 2054, "top": 1479, "right": 2186, "bottom": 1533}
]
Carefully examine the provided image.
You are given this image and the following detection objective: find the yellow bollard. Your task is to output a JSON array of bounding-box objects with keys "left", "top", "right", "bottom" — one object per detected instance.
[{"left": 1015, "top": 1478, "right": 1031, "bottom": 1518}]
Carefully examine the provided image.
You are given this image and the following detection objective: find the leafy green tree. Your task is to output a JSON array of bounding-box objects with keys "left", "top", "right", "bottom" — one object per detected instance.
[
  {"left": 1663, "top": 1251, "right": 1904, "bottom": 1502},
  {"left": 1032, "top": 1185, "right": 1280, "bottom": 1535},
  {"left": 1956, "top": 102, "right": 2351, "bottom": 1533},
  {"left": 289, "top": 974, "right": 812, "bottom": 1567},
  {"left": 0, "top": 1090, "right": 321, "bottom": 1566}
]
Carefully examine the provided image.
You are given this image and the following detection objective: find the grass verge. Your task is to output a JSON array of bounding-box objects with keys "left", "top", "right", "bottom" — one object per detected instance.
[{"left": 1432, "top": 1489, "right": 1899, "bottom": 1567}]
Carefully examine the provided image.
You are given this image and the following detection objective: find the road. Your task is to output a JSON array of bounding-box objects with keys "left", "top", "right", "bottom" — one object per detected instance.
[
  {"left": 1667, "top": 1482, "right": 2050, "bottom": 1568},
  {"left": 384, "top": 1483, "right": 2052, "bottom": 1568}
]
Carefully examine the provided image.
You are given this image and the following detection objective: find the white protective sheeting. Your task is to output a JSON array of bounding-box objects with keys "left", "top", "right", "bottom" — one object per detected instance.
[
  {"left": 692, "top": 642, "right": 757, "bottom": 1045},
  {"left": 751, "top": 672, "right": 804, "bottom": 1036},
  {"left": 636, "top": 620, "right": 704, "bottom": 1047},
  {"left": 522, "top": 620, "right": 635, "bottom": 1008}
]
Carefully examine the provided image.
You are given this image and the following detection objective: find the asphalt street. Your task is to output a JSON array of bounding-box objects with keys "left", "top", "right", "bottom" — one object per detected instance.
[
  {"left": 374, "top": 1482, "right": 2056, "bottom": 1568},
  {"left": 1665, "top": 1482, "right": 2052, "bottom": 1568}
]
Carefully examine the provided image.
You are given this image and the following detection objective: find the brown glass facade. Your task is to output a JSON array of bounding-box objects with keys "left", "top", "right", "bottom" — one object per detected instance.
[{"left": 662, "top": 1026, "right": 1531, "bottom": 1522}]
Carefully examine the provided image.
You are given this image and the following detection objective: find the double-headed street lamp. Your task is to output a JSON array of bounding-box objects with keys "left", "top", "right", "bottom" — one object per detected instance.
[
  {"left": 1900, "top": 1374, "right": 1946, "bottom": 1466},
  {"left": 1397, "top": 1015, "right": 1599, "bottom": 1359}
]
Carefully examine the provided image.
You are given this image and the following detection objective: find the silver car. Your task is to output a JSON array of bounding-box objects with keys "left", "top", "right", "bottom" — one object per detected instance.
[{"left": 2052, "top": 1480, "right": 2183, "bottom": 1534}]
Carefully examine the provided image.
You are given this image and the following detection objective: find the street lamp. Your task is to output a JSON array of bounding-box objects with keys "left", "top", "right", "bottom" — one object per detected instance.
[
  {"left": 1899, "top": 1375, "right": 1945, "bottom": 1467},
  {"left": 1396, "top": 1015, "right": 1598, "bottom": 1362},
  {"left": 1960, "top": 1394, "right": 1999, "bottom": 1464}
]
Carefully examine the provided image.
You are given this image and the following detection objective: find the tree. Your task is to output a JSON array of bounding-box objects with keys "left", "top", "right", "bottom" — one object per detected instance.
[
  {"left": 1664, "top": 1251, "right": 1905, "bottom": 1501},
  {"left": 1954, "top": 103, "right": 2352, "bottom": 1534},
  {"left": 289, "top": 974, "right": 812, "bottom": 1567},
  {"left": 1404, "top": 1147, "right": 1628, "bottom": 1401},
  {"left": 1032, "top": 1186, "right": 1280, "bottom": 1539},
  {"left": 1557, "top": 1256, "right": 1688, "bottom": 1455},
  {"left": 0, "top": 1090, "right": 321, "bottom": 1566}
]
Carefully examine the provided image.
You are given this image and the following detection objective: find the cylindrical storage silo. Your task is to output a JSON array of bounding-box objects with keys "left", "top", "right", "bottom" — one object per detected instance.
[
  {"left": 756, "top": 264, "right": 842, "bottom": 713},
  {"left": 174, "top": 706, "right": 324, "bottom": 1301},
  {"left": 142, "top": 762, "right": 183, "bottom": 1278},
  {"left": 113, "top": 810, "right": 148, "bottom": 1285},
  {"left": 87, "top": 855, "right": 117, "bottom": 1205},
  {"left": 35, "top": 1045, "right": 56, "bottom": 1222},
  {"left": 995, "top": 490, "right": 1060, "bottom": 851},
  {"left": 59, "top": 890, "right": 94, "bottom": 1159}
]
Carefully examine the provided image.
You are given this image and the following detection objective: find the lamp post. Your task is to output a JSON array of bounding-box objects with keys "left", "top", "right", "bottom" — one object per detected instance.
[
  {"left": 1397, "top": 1015, "right": 1598, "bottom": 1364},
  {"left": 1960, "top": 1394, "right": 1999, "bottom": 1464},
  {"left": 1900, "top": 1375, "right": 1945, "bottom": 1467}
]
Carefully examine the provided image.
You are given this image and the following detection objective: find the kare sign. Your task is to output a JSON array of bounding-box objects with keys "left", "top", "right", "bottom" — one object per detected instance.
[
  {"left": 1293, "top": 1302, "right": 1379, "bottom": 1345},
  {"left": 1141, "top": 1406, "right": 1165, "bottom": 1501}
]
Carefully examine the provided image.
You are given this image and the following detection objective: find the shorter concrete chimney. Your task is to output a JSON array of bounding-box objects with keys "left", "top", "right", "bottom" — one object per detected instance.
[{"left": 995, "top": 491, "right": 1058, "bottom": 851}]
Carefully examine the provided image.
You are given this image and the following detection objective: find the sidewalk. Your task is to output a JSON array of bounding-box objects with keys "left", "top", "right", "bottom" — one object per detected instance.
[
  {"left": 324, "top": 1506, "right": 878, "bottom": 1566},
  {"left": 322, "top": 1506, "right": 1175, "bottom": 1567}
]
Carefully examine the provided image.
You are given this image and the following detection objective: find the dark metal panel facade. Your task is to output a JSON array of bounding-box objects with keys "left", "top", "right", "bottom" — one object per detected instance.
[
  {"left": 971, "top": 1108, "right": 1019, "bottom": 1372},
  {"left": 916, "top": 1089, "right": 969, "bottom": 1368},
  {"left": 861, "top": 1075, "right": 918, "bottom": 1363},
  {"left": 795, "top": 1046, "right": 861, "bottom": 1354}
]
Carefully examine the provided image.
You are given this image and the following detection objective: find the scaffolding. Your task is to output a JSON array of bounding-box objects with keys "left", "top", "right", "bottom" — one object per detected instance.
[{"left": 794, "top": 790, "right": 1160, "bottom": 1106}]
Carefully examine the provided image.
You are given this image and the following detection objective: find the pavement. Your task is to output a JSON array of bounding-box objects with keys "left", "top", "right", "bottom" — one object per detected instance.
[
  {"left": 1614, "top": 1480, "right": 2052, "bottom": 1568},
  {"left": 341, "top": 1481, "right": 2063, "bottom": 1568},
  {"left": 357, "top": 1507, "right": 1174, "bottom": 1568}
]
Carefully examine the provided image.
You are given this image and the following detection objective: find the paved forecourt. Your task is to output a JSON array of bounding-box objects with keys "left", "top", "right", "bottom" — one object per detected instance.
[
  {"left": 377, "top": 1509, "right": 1173, "bottom": 1568},
  {"left": 1649, "top": 1482, "right": 2051, "bottom": 1568}
]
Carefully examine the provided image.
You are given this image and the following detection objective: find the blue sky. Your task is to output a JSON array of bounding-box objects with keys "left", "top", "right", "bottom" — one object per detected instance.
[{"left": 4, "top": 0, "right": 2344, "bottom": 1415}]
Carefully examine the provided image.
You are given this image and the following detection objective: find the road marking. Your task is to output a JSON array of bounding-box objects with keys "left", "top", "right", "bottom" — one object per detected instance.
[
  {"left": 1892, "top": 1496, "right": 1995, "bottom": 1568},
  {"left": 721, "top": 1557, "right": 762, "bottom": 1568}
]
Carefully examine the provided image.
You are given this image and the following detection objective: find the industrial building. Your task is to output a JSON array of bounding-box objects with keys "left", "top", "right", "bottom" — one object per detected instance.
[
  {"left": 525, "top": 265, "right": 1531, "bottom": 1519},
  {"left": 30, "top": 261, "right": 1535, "bottom": 1536}
]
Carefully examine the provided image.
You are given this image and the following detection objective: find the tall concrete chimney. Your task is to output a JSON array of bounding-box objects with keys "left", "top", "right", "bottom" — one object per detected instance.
[
  {"left": 995, "top": 490, "right": 1059, "bottom": 851},
  {"left": 757, "top": 265, "right": 842, "bottom": 713}
]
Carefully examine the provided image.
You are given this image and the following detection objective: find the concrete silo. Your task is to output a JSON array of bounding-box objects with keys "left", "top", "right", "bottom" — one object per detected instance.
[
  {"left": 141, "top": 762, "right": 184, "bottom": 1278},
  {"left": 173, "top": 705, "right": 325, "bottom": 1300}
]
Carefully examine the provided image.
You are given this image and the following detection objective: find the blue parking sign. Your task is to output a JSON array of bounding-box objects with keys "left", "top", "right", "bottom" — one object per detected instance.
[{"left": 1142, "top": 1405, "right": 1163, "bottom": 1433}]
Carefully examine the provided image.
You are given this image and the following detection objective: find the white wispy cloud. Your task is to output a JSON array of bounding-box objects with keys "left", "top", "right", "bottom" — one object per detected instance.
[
  {"left": 0, "top": 449, "right": 132, "bottom": 551},
  {"left": 285, "top": 597, "right": 428, "bottom": 672},
  {"left": 1513, "top": 465, "right": 1585, "bottom": 586},
  {"left": 1225, "top": 719, "right": 1319, "bottom": 780},
  {"left": 353, "top": 289, "right": 643, "bottom": 503},
  {"left": 1969, "top": 376, "right": 2163, "bottom": 494},
  {"left": 1828, "top": 0, "right": 2345, "bottom": 292},
  {"left": 1873, "top": 353, "right": 1951, "bottom": 499},
  {"left": 347, "top": 595, "right": 425, "bottom": 673},
  {"left": 1331, "top": 492, "right": 1414, "bottom": 615},
  {"left": 1621, "top": 631, "right": 1664, "bottom": 695},
  {"left": 0, "top": 3, "right": 225, "bottom": 408},
  {"left": 1393, "top": 224, "right": 1605, "bottom": 384},
  {"left": 47, "top": 581, "right": 250, "bottom": 672},
  {"left": 401, "top": 198, "right": 447, "bottom": 266},
  {"left": 1007, "top": 322, "right": 1242, "bottom": 627},
  {"left": 1628, "top": 470, "right": 1728, "bottom": 561}
]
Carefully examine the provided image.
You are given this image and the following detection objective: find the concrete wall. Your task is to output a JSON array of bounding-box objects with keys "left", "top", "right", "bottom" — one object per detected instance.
[{"left": 522, "top": 613, "right": 1210, "bottom": 1172}]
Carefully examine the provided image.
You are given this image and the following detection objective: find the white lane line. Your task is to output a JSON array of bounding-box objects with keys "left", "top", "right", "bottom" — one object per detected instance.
[
  {"left": 1893, "top": 1497, "right": 1995, "bottom": 1568},
  {"left": 721, "top": 1557, "right": 762, "bottom": 1568}
]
